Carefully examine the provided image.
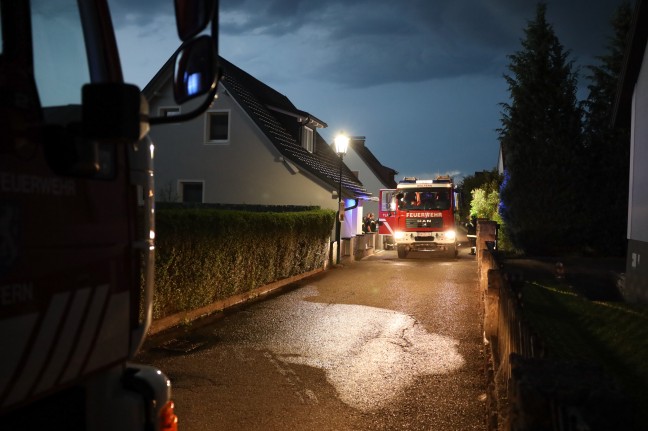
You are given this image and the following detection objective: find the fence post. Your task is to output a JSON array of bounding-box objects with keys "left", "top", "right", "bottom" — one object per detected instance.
[
  {"left": 477, "top": 220, "right": 498, "bottom": 277},
  {"left": 485, "top": 269, "right": 501, "bottom": 341}
]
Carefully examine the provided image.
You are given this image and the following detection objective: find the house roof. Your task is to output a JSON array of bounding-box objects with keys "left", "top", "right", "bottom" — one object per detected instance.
[
  {"left": 143, "top": 55, "right": 368, "bottom": 198},
  {"left": 349, "top": 136, "right": 398, "bottom": 188},
  {"left": 613, "top": 0, "right": 648, "bottom": 127}
]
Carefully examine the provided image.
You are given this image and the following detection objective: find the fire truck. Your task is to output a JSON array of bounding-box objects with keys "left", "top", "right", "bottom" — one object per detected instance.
[
  {"left": 379, "top": 176, "right": 458, "bottom": 259},
  {"left": 0, "top": 0, "right": 220, "bottom": 429}
]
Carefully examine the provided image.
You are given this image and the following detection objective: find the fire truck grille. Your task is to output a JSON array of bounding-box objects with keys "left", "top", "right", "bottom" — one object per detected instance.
[
  {"left": 406, "top": 217, "right": 443, "bottom": 228},
  {"left": 414, "top": 236, "right": 435, "bottom": 241}
]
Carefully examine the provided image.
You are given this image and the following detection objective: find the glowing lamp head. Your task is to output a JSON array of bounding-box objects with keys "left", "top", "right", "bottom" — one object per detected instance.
[{"left": 334, "top": 133, "right": 349, "bottom": 155}]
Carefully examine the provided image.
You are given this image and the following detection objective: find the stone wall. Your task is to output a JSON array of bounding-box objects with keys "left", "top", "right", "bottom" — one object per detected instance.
[{"left": 338, "top": 233, "right": 381, "bottom": 264}]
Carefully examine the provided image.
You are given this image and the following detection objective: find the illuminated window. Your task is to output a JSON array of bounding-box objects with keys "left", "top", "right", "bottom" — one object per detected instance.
[{"left": 205, "top": 110, "right": 229, "bottom": 143}]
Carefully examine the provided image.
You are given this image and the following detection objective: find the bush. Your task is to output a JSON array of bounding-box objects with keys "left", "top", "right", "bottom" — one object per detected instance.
[
  {"left": 152, "top": 208, "right": 335, "bottom": 319},
  {"left": 470, "top": 186, "right": 515, "bottom": 252}
]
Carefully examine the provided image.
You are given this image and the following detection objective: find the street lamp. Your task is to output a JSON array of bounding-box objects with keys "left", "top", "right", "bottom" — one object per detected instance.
[{"left": 334, "top": 133, "right": 349, "bottom": 265}]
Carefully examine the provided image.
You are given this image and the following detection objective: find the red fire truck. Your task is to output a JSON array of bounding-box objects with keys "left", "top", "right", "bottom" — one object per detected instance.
[
  {"left": 0, "top": 0, "right": 220, "bottom": 429},
  {"left": 379, "top": 176, "right": 458, "bottom": 258}
]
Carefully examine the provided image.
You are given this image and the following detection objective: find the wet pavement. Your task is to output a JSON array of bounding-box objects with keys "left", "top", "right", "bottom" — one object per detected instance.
[{"left": 138, "top": 247, "right": 487, "bottom": 430}]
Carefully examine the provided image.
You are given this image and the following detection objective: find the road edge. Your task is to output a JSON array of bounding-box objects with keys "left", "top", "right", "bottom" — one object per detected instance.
[{"left": 148, "top": 266, "right": 327, "bottom": 335}]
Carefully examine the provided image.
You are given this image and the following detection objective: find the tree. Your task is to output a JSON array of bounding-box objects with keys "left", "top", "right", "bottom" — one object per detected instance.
[
  {"left": 470, "top": 188, "right": 499, "bottom": 220},
  {"left": 470, "top": 184, "right": 514, "bottom": 251},
  {"left": 581, "top": 2, "right": 633, "bottom": 256},
  {"left": 498, "top": 2, "right": 584, "bottom": 254},
  {"left": 457, "top": 168, "right": 501, "bottom": 222}
]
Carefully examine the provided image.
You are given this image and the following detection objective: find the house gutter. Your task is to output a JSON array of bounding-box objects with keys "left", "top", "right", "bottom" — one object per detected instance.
[
  {"left": 266, "top": 105, "right": 328, "bottom": 128},
  {"left": 612, "top": 0, "right": 647, "bottom": 128}
]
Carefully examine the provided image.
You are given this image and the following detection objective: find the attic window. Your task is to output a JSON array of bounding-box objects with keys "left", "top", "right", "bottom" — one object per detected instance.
[
  {"left": 205, "top": 110, "right": 230, "bottom": 144},
  {"left": 302, "top": 126, "right": 314, "bottom": 153}
]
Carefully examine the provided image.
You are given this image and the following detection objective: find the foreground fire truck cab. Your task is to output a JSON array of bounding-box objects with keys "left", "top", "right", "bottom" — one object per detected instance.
[
  {"left": 379, "top": 176, "right": 458, "bottom": 259},
  {"left": 1, "top": 0, "right": 220, "bottom": 429}
]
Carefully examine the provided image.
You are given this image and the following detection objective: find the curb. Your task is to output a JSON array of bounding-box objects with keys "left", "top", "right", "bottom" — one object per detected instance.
[{"left": 148, "top": 266, "right": 327, "bottom": 335}]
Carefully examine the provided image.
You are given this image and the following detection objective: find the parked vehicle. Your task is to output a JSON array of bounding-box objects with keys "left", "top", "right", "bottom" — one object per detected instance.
[
  {"left": 0, "top": 0, "right": 220, "bottom": 429},
  {"left": 378, "top": 176, "right": 458, "bottom": 258}
]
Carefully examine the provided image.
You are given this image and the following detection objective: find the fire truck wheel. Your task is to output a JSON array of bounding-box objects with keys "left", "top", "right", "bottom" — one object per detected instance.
[
  {"left": 448, "top": 245, "right": 458, "bottom": 259},
  {"left": 397, "top": 246, "right": 408, "bottom": 259}
]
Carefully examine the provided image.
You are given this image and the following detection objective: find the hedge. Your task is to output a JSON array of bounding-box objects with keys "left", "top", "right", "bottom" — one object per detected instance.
[{"left": 152, "top": 208, "right": 336, "bottom": 320}]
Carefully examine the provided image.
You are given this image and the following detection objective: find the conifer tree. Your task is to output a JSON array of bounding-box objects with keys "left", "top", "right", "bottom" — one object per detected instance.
[
  {"left": 582, "top": 2, "right": 632, "bottom": 255},
  {"left": 498, "top": 2, "right": 584, "bottom": 254}
]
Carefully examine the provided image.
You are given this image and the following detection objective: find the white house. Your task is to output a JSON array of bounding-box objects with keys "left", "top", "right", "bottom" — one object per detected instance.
[
  {"left": 614, "top": 0, "right": 648, "bottom": 303},
  {"left": 142, "top": 56, "right": 369, "bottom": 247},
  {"left": 343, "top": 136, "right": 398, "bottom": 227}
]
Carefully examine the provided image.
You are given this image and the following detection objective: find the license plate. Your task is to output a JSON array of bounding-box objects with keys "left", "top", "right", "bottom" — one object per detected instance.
[{"left": 417, "top": 232, "right": 434, "bottom": 237}]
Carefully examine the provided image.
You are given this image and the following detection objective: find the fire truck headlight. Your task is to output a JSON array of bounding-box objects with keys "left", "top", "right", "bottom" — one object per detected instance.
[
  {"left": 445, "top": 230, "right": 456, "bottom": 240},
  {"left": 394, "top": 231, "right": 405, "bottom": 240}
]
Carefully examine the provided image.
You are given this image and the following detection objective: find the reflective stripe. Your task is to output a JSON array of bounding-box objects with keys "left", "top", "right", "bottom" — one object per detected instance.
[
  {"left": 60, "top": 284, "right": 109, "bottom": 383},
  {"left": 34, "top": 287, "right": 92, "bottom": 395},
  {"left": 1, "top": 284, "right": 131, "bottom": 409},
  {"left": 85, "top": 291, "right": 129, "bottom": 372},
  {"left": 379, "top": 220, "right": 395, "bottom": 236},
  {"left": 3, "top": 292, "right": 71, "bottom": 406}
]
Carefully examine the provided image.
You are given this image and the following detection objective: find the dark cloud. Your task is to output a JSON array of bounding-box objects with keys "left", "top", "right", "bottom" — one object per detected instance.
[
  {"left": 218, "top": 0, "right": 624, "bottom": 86},
  {"left": 109, "top": 0, "right": 626, "bottom": 87},
  {"left": 108, "top": 0, "right": 630, "bottom": 184}
]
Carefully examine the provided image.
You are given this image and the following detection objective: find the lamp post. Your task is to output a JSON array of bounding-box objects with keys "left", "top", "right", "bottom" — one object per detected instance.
[{"left": 334, "top": 133, "right": 349, "bottom": 265}]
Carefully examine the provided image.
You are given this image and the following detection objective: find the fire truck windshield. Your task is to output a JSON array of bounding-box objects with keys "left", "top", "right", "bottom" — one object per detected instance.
[
  {"left": 31, "top": 0, "right": 90, "bottom": 107},
  {"left": 397, "top": 188, "right": 451, "bottom": 211}
]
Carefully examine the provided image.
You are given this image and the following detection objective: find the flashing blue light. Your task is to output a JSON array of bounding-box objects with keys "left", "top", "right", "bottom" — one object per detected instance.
[{"left": 186, "top": 72, "right": 202, "bottom": 96}]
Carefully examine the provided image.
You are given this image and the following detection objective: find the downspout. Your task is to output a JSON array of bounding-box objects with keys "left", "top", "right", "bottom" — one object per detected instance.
[{"left": 344, "top": 199, "right": 359, "bottom": 212}]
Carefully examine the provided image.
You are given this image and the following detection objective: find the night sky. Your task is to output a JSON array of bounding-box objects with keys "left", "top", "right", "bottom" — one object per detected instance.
[{"left": 110, "top": 0, "right": 627, "bottom": 181}]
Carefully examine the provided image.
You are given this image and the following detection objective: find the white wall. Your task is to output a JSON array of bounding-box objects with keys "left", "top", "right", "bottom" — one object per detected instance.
[
  {"left": 629, "top": 42, "right": 648, "bottom": 243},
  {"left": 340, "top": 197, "right": 363, "bottom": 237},
  {"left": 343, "top": 146, "right": 384, "bottom": 217},
  {"left": 148, "top": 82, "right": 340, "bottom": 212}
]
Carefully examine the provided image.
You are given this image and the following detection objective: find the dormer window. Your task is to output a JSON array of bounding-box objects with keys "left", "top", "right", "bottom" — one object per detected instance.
[{"left": 303, "top": 126, "right": 314, "bottom": 153}]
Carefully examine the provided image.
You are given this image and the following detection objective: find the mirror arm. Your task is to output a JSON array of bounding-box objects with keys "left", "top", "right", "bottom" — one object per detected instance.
[
  {"left": 148, "top": 68, "right": 221, "bottom": 125},
  {"left": 211, "top": 3, "right": 219, "bottom": 55}
]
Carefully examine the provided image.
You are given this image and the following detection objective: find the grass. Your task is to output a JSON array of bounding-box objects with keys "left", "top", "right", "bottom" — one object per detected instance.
[{"left": 519, "top": 277, "right": 648, "bottom": 428}]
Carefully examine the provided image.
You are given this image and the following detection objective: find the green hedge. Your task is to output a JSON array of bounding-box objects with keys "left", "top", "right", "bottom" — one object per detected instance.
[{"left": 152, "top": 208, "right": 336, "bottom": 320}]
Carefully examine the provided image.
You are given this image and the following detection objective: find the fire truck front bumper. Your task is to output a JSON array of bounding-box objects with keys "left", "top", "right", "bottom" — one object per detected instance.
[{"left": 394, "top": 230, "right": 456, "bottom": 251}]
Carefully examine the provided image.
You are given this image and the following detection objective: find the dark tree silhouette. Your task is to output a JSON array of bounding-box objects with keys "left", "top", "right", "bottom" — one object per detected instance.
[
  {"left": 581, "top": 2, "right": 633, "bottom": 256},
  {"left": 499, "top": 2, "right": 584, "bottom": 254}
]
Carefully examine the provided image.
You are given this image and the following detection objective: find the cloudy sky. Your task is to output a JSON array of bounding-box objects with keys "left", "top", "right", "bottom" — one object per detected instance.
[{"left": 109, "top": 0, "right": 627, "bottom": 181}]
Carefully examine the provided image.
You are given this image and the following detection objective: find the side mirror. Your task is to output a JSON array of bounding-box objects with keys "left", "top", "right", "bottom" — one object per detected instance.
[
  {"left": 43, "top": 83, "right": 141, "bottom": 177},
  {"left": 174, "top": 0, "right": 216, "bottom": 41},
  {"left": 173, "top": 35, "right": 218, "bottom": 105},
  {"left": 83, "top": 83, "right": 141, "bottom": 142},
  {"left": 149, "top": 1, "right": 220, "bottom": 125}
]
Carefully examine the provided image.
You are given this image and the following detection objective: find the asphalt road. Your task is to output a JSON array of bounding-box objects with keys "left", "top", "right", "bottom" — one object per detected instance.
[{"left": 137, "top": 246, "right": 486, "bottom": 430}]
